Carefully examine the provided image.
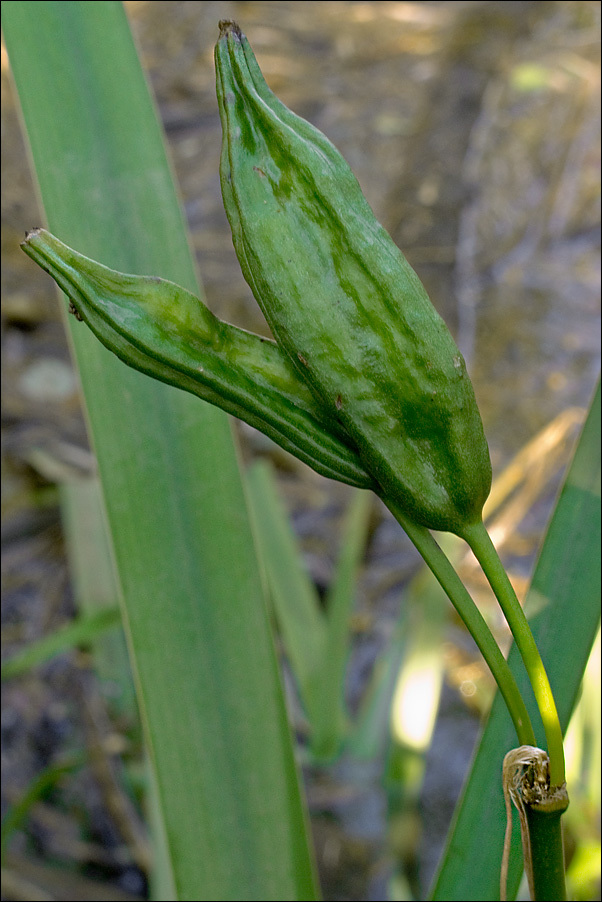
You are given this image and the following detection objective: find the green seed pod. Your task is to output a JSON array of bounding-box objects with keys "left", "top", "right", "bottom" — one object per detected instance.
[
  {"left": 216, "top": 21, "right": 492, "bottom": 536},
  {"left": 21, "top": 228, "right": 374, "bottom": 490}
]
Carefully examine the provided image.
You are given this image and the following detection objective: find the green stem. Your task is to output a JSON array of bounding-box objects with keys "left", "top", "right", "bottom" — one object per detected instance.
[
  {"left": 525, "top": 803, "right": 568, "bottom": 901},
  {"left": 384, "top": 500, "right": 536, "bottom": 747},
  {"left": 462, "top": 521, "right": 566, "bottom": 787}
]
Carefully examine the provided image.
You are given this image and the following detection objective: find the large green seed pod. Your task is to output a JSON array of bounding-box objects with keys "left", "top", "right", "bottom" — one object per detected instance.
[{"left": 215, "top": 21, "right": 492, "bottom": 536}]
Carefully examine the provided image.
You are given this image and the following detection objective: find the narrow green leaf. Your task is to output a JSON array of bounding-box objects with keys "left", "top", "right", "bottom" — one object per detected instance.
[
  {"left": 59, "top": 475, "right": 165, "bottom": 892},
  {"left": 347, "top": 619, "right": 408, "bottom": 762},
  {"left": 386, "top": 567, "right": 449, "bottom": 755},
  {"left": 309, "top": 489, "right": 372, "bottom": 759},
  {"left": 3, "top": 3, "right": 318, "bottom": 898},
  {"left": 246, "top": 460, "right": 326, "bottom": 703},
  {"left": 1, "top": 755, "right": 85, "bottom": 861},
  {"left": 348, "top": 543, "right": 452, "bottom": 762},
  {"left": 59, "top": 477, "right": 136, "bottom": 716},
  {"left": 247, "top": 463, "right": 373, "bottom": 760},
  {"left": 1, "top": 608, "right": 120, "bottom": 681},
  {"left": 431, "top": 378, "right": 601, "bottom": 901}
]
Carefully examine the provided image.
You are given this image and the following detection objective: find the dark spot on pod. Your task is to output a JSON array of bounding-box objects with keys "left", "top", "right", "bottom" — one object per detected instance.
[
  {"left": 298, "top": 353, "right": 308, "bottom": 366},
  {"left": 336, "top": 395, "right": 343, "bottom": 410},
  {"left": 68, "top": 301, "right": 84, "bottom": 322},
  {"left": 253, "top": 166, "right": 266, "bottom": 177}
]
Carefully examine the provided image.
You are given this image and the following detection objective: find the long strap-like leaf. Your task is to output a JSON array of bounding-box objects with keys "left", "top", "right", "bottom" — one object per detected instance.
[
  {"left": 431, "top": 378, "right": 600, "bottom": 901},
  {"left": 3, "top": 3, "right": 318, "bottom": 898}
]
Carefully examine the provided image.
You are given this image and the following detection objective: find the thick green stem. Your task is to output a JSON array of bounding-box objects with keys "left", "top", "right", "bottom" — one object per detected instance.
[
  {"left": 462, "top": 521, "right": 565, "bottom": 788},
  {"left": 384, "top": 500, "right": 536, "bottom": 747},
  {"left": 525, "top": 802, "right": 568, "bottom": 900}
]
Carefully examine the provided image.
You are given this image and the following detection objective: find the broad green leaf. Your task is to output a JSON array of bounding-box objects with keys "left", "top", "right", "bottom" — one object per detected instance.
[
  {"left": 3, "top": 3, "right": 318, "bottom": 899},
  {"left": 431, "top": 378, "right": 601, "bottom": 901}
]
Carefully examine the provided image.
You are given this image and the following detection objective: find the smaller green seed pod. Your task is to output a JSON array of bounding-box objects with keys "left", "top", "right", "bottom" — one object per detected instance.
[
  {"left": 21, "top": 228, "right": 374, "bottom": 490},
  {"left": 216, "top": 21, "right": 492, "bottom": 536}
]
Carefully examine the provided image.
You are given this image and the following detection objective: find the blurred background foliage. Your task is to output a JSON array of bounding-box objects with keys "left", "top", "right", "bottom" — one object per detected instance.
[{"left": 1, "top": 2, "right": 600, "bottom": 900}]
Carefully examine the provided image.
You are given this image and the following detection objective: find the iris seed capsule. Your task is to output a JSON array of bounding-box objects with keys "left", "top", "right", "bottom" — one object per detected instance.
[{"left": 216, "top": 21, "right": 492, "bottom": 536}]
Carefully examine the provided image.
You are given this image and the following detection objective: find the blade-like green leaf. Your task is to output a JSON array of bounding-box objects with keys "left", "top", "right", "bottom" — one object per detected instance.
[
  {"left": 3, "top": 3, "right": 318, "bottom": 898},
  {"left": 246, "top": 459, "right": 327, "bottom": 697},
  {"left": 1, "top": 755, "right": 85, "bottom": 862},
  {"left": 246, "top": 461, "right": 373, "bottom": 760},
  {"left": 431, "top": 378, "right": 601, "bottom": 901},
  {"left": 309, "top": 488, "right": 372, "bottom": 759},
  {"left": 59, "top": 477, "right": 137, "bottom": 717},
  {"left": 0, "top": 608, "right": 120, "bottom": 681},
  {"left": 348, "top": 544, "right": 450, "bottom": 761}
]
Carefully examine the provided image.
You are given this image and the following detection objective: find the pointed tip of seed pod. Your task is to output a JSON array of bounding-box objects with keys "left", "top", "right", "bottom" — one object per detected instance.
[
  {"left": 218, "top": 20, "right": 243, "bottom": 41},
  {"left": 21, "top": 227, "right": 43, "bottom": 247}
]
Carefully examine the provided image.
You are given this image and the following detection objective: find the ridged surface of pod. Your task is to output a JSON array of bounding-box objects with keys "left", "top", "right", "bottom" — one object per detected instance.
[
  {"left": 21, "top": 229, "right": 374, "bottom": 489},
  {"left": 216, "top": 21, "right": 492, "bottom": 535}
]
